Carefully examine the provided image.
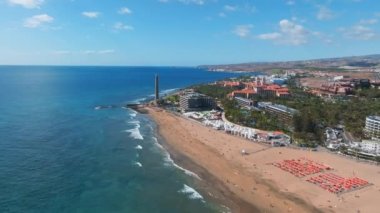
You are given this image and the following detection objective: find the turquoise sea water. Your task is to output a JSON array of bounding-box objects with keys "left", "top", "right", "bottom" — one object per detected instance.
[{"left": 0, "top": 66, "right": 241, "bottom": 213}]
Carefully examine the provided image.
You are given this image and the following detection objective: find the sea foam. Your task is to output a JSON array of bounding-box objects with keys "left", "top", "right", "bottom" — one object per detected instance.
[
  {"left": 125, "top": 128, "right": 144, "bottom": 140},
  {"left": 132, "top": 97, "right": 147, "bottom": 104},
  {"left": 130, "top": 112, "right": 137, "bottom": 118},
  {"left": 123, "top": 119, "right": 143, "bottom": 140},
  {"left": 179, "top": 184, "right": 204, "bottom": 201},
  {"left": 134, "top": 161, "right": 142, "bottom": 167},
  {"left": 128, "top": 120, "right": 140, "bottom": 125},
  {"left": 135, "top": 145, "right": 143, "bottom": 150},
  {"left": 152, "top": 137, "right": 201, "bottom": 180}
]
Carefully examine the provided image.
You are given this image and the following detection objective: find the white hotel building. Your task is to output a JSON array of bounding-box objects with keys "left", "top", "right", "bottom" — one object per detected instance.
[
  {"left": 360, "top": 140, "right": 380, "bottom": 156},
  {"left": 364, "top": 116, "right": 380, "bottom": 139}
]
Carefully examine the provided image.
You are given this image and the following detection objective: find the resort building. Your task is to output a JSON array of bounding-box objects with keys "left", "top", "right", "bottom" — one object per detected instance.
[
  {"left": 360, "top": 139, "right": 380, "bottom": 155},
  {"left": 264, "top": 104, "right": 298, "bottom": 125},
  {"left": 219, "top": 81, "right": 244, "bottom": 89},
  {"left": 231, "top": 82, "right": 290, "bottom": 99},
  {"left": 350, "top": 79, "right": 371, "bottom": 89},
  {"left": 271, "top": 77, "right": 288, "bottom": 85},
  {"left": 364, "top": 116, "right": 380, "bottom": 139},
  {"left": 234, "top": 97, "right": 256, "bottom": 108},
  {"left": 179, "top": 92, "right": 216, "bottom": 112},
  {"left": 231, "top": 89, "right": 257, "bottom": 99},
  {"left": 319, "top": 84, "right": 353, "bottom": 96}
]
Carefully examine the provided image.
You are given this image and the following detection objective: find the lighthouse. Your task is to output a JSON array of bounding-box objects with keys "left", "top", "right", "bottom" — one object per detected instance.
[{"left": 155, "top": 74, "right": 159, "bottom": 105}]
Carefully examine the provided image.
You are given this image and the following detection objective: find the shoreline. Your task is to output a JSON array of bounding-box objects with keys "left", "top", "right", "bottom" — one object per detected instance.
[
  {"left": 145, "top": 106, "right": 380, "bottom": 213},
  {"left": 154, "top": 122, "right": 259, "bottom": 212},
  {"left": 146, "top": 107, "right": 328, "bottom": 213}
]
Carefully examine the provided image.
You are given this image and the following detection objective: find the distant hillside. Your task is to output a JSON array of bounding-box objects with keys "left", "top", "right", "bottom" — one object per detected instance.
[{"left": 199, "top": 54, "right": 380, "bottom": 72}]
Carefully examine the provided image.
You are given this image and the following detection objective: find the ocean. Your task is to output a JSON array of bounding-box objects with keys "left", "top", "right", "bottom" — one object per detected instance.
[{"left": 0, "top": 66, "right": 241, "bottom": 213}]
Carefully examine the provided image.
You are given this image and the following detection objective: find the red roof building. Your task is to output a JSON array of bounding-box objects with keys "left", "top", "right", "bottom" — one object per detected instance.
[
  {"left": 231, "top": 89, "right": 257, "bottom": 99},
  {"left": 220, "top": 81, "right": 243, "bottom": 88}
]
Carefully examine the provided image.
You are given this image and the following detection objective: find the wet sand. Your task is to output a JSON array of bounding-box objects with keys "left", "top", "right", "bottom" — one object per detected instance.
[{"left": 147, "top": 107, "right": 380, "bottom": 213}]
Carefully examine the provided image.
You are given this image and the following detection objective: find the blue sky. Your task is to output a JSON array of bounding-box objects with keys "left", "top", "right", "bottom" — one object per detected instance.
[{"left": 0, "top": 0, "right": 379, "bottom": 66}]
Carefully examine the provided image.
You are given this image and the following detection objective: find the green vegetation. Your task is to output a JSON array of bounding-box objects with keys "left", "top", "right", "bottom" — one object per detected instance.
[
  {"left": 165, "top": 94, "right": 179, "bottom": 103},
  {"left": 273, "top": 79, "right": 380, "bottom": 145},
  {"left": 270, "top": 69, "right": 284, "bottom": 75},
  {"left": 222, "top": 99, "right": 282, "bottom": 131},
  {"left": 339, "top": 146, "right": 348, "bottom": 154},
  {"left": 354, "top": 88, "right": 380, "bottom": 99},
  {"left": 193, "top": 84, "right": 235, "bottom": 99},
  {"left": 191, "top": 78, "right": 380, "bottom": 147},
  {"left": 376, "top": 156, "right": 380, "bottom": 165},
  {"left": 300, "top": 67, "right": 348, "bottom": 72}
]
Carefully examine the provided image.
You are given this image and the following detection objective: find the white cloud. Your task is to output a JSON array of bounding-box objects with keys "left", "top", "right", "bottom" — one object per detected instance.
[
  {"left": 82, "top": 11, "right": 100, "bottom": 18},
  {"left": 52, "top": 50, "right": 71, "bottom": 55},
  {"left": 220, "top": 3, "right": 255, "bottom": 17},
  {"left": 98, "top": 49, "right": 115, "bottom": 54},
  {"left": 7, "top": 0, "right": 43, "bottom": 9},
  {"left": 119, "top": 7, "right": 132, "bottom": 15},
  {"left": 316, "top": 6, "right": 335, "bottom": 21},
  {"left": 83, "top": 50, "right": 115, "bottom": 55},
  {"left": 233, "top": 24, "right": 253, "bottom": 38},
  {"left": 339, "top": 18, "right": 379, "bottom": 40},
  {"left": 258, "top": 33, "right": 281, "bottom": 40},
  {"left": 218, "top": 12, "right": 226, "bottom": 17},
  {"left": 359, "top": 18, "right": 378, "bottom": 25},
  {"left": 159, "top": 0, "right": 207, "bottom": 5},
  {"left": 286, "top": 0, "right": 295, "bottom": 5},
  {"left": 312, "top": 31, "right": 334, "bottom": 44},
  {"left": 114, "top": 22, "right": 134, "bottom": 31},
  {"left": 224, "top": 5, "right": 237, "bottom": 12},
  {"left": 177, "top": 0, "right": 205, "bottom": 5},
  {"left": 339, "top": 25, "right": 378, "bottom": 40},
  {"left": 24, "top": 14, "right": 53, "bottom": 28},
  {"left": 257, "top": 19, "right": 308, "bottom": 45}
]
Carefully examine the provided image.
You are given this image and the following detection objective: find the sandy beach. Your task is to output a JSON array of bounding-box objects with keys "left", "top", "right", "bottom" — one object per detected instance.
[{"left": 146, "top": 107, "right": 380, "bottom": 213}]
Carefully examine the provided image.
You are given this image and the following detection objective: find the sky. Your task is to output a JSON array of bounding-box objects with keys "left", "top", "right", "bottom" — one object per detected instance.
[{"left": 0, "top": 0, "right": 379, "bottom": 66}]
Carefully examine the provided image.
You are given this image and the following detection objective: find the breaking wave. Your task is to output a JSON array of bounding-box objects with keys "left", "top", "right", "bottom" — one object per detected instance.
[
  {"left": 123, "top": 119, "right": 143, "bottom": 140},
  {"left": 179, "top": 184, "right": 204, "bottom": 201},
  {"left": 134, "top": 161, "right": 142, "bottom": 167},
  {"left": 152, "top": 137, "right": 201, "bottom": 180},
  {"left": 129, "top": 112, "right": 137, "bottom": 118},
  {"left": 124, "top": 128, "right": 143, "bottom": 140}
]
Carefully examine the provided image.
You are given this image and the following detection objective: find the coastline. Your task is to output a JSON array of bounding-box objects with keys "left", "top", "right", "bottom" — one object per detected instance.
[
  {"left": 154, "top": 121, "right": 259, "bottom": 213},
  {"left": 145, "top": 106, "right": 380, "bottom": 213},
  {"left": 146, "top": 107, "right": 325, "bottom": 213}
]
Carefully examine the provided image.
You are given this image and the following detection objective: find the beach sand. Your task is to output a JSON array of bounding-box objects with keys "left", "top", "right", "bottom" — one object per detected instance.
[{"left": 146, "top": 107, "right": 380, "bottom": 213}]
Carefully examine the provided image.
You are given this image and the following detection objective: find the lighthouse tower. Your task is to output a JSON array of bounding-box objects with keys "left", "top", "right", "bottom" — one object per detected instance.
[{"left": 155, "top": 74, "right": 159, "bottom": 105}]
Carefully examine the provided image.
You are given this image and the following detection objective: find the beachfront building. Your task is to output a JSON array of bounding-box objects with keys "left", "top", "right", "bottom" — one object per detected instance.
[
  {"left": 234, "top": 97, "right": 256, "bottom": 108},
  {"left": 264, "top": 104, "right": 298, "bottom": 126},
  {"left": 179, "top": 92, "right": 216, "bottom": 112},
  {"left": 364, "top": 116, "right": 380, "bottom": 139},
  {"left": 360, "top": 139, "right": 380, "bottom": 155}
]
